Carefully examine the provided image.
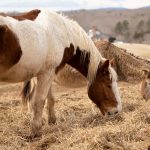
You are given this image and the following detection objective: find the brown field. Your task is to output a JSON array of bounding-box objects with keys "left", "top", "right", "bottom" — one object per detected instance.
[
  {"left": 1, "top": 44, "right": 150, "bottom": 150},
  {"left": 114, "top": 43, "right": 150, "bottom": 59}
]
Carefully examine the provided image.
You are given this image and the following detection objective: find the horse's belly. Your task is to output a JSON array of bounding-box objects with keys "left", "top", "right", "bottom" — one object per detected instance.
[
  {"left": 0, "top": 50, "right": 48, "bottom": 82},
  {"left": 0, "top": 66, "right": 37, "bottom": 83}
]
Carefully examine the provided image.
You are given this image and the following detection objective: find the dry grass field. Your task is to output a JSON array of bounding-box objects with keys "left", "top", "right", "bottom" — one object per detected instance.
[
  {"left": 0, "top": 44, "right": 150, "bottom": 150},
  {"left": 114, "top": 43, "right": 150, "bottom": 59}
]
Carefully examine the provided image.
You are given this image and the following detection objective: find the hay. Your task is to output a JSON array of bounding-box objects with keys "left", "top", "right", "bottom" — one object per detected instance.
[
  {"left": 95, "top": 41, "right": 150, "bottom": 82},
  {"left": 0, "top": 82, "right": 150, "bottom": 150}
]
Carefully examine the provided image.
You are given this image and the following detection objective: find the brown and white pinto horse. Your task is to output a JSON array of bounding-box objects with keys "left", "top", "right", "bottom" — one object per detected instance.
[{"left": 0, "top": 9, "right": 122, "bottom": 137}]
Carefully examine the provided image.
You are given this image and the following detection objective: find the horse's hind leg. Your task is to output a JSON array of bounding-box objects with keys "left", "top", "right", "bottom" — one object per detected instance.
[
  {"left": 47, "top": 88, "right": 56, "bottom": 124},
  {"left": 30, "top": 70, "right": 55, "bottom": 137}
]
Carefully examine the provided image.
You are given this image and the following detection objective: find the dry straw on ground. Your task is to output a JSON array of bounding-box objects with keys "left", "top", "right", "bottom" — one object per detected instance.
[{"left": 0, "top": 81, "right": 150, "bottom": 150}]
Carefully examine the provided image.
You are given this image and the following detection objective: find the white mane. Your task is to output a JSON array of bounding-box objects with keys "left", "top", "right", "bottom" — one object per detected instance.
[{"left": 35, "top": 9, "right": 105, "bottom": 84}]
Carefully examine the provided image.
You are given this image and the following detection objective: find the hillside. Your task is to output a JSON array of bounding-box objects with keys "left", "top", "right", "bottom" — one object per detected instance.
[
  {"left": 64, "top": 8, "right": 150, "bottom": 44},
  {"left": 2, "top": 7, "right": 150, "bottom": 44}
]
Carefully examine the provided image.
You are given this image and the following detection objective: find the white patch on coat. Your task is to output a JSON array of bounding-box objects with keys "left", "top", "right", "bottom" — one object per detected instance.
[
  {"left": 109, "top": 66, "right": 122, "bottom": 112},
  {"left": 34, "top": 9, "right": 105, "bottom": 84}
]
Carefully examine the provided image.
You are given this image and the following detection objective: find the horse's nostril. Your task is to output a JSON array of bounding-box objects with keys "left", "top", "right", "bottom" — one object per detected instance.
[
  {"left": 114, "top": 111, "right": 118, "bottom": 114},
  {"left": 107, "top": 110, "right": 118, "bottom": 116},
  {"left": 107, "top": 111, "right": 111, "bottom": 116}
]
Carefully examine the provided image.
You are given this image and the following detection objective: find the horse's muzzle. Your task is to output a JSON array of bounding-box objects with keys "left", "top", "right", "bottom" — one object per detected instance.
[{"left": 105, "top": 108, "right": 119, "bottom": 117}]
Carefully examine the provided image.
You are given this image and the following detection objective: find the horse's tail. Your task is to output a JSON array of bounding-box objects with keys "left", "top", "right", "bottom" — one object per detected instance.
[{"left": 21, "top": 79, "right": 36, "bottom": 106}]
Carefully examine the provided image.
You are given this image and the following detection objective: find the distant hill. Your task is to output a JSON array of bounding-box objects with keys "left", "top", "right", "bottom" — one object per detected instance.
[
  {"left": 63, "top": 8, "right": 150, "bottom": 44},
  {"left": 2, "top": 7, "right": 150, "bottom": 44}
]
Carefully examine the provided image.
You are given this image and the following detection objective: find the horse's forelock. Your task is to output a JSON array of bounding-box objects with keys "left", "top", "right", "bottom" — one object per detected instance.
[
  {"left": 109, "top": 65, "right": 118, "bottom": 82},
  {"left": 109, "top": 65, "right": 122, "bottom": 112}
]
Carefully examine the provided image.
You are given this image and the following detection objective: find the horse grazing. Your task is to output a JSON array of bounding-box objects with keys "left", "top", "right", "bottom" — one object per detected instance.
[
  {"left": 0, "top": 9, "right": 122, "bottom": 137},
  {"left": 141, "top": 69, "right": 150, "bottom": 100}
]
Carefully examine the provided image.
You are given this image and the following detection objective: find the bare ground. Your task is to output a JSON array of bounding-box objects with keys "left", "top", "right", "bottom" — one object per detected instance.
[{"left": 0, "top": 81, "right": 150, "bottom": 150}]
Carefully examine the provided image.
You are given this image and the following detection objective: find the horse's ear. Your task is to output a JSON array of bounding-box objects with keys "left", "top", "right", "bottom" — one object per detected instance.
[
  {"left": 142, "top": 69, "right": 149, "bottom": 77},
  {"left": 0, "top": 25, "right": 8, "bottom": 34},
  {"left": 110, "top": 58, "right": 115, "bottom": 67},
  {"left": 100, "top": 59, "right": 110, "bottom": 74}
]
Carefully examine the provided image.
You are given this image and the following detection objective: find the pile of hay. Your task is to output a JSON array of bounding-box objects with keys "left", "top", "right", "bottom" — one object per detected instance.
[{"left": 95, "top": 41, "right": 150, "bottom": 82}]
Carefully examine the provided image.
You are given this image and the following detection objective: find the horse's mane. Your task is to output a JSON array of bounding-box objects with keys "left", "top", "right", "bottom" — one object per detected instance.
[{"left": 36, "top": 10, "right": 105, "bottom": 84}]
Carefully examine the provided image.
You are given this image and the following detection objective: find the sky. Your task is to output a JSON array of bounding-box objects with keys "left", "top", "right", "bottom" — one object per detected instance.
[{"left": 0, "top": 0, "right": 150, "bottom": 12}]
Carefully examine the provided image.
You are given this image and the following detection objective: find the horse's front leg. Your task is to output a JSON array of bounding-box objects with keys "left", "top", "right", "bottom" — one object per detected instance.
[
  {"left": 30, "top": 70, "right": 55, "bottom": 137},
  {"left": 47, "top": 87, "right": 56, "bottom": 124}
]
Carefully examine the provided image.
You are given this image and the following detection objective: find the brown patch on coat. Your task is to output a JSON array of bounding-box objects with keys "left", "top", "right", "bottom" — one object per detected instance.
[
  {"left": 55, "top": 43, "right": 75, "bottom": 74},
  {"left": 0, "top": 25, "right": 22, "bottom": 69},
  {"left": 56, "top": 43, "right": 90, "bottom": 77},
  {"left": 0, "top": 9, "right": 41, "bottom": 21},
  {"left": 67, "top": 47, "right": 90, "bottom": 77},
  {"left": 0, "top": 12, "right": 7, "bottom": 17}
]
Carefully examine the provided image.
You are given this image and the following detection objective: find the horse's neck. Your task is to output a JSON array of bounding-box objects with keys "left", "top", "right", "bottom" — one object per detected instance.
[{"left": 67, "top": 47, "right": 90, "bottom": 78}]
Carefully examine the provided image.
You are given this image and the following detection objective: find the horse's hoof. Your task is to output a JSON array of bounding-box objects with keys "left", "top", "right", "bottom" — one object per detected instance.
[
  {"left": 22, "top": 133, "right": 42, "bottom": 142},
  {"left": 48, "top": 117, "right": 56, "bottom": 124}
]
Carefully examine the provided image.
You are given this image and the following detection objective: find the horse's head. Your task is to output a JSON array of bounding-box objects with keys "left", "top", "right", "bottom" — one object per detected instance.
[
  {"left": 88, "top": 59, "right": 122, "bottom": 117},
  {"left": 0, "top": 23, "right": 22, "bottom": 72}
]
